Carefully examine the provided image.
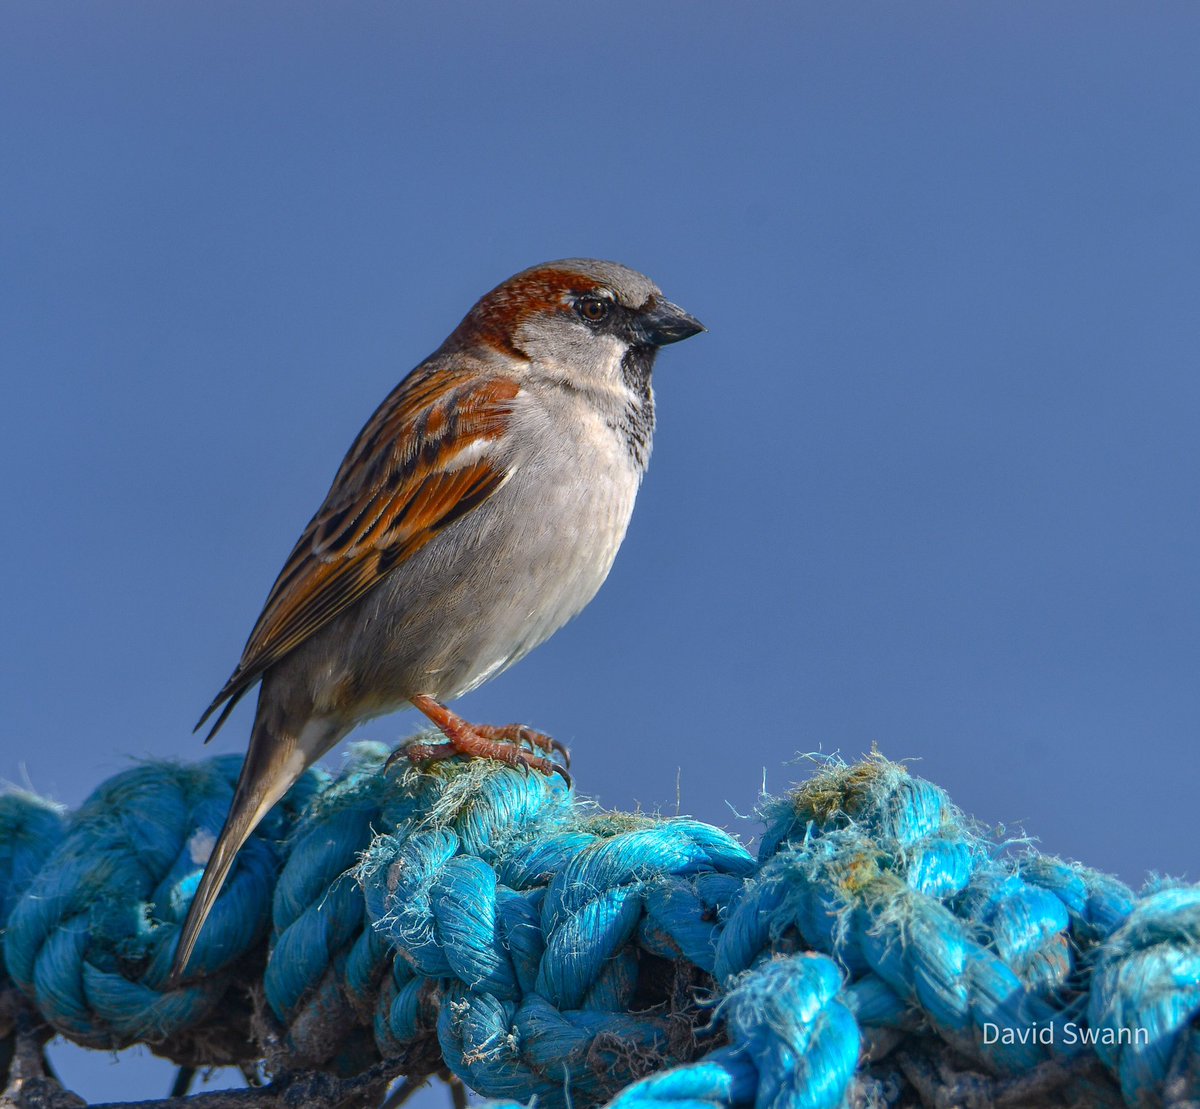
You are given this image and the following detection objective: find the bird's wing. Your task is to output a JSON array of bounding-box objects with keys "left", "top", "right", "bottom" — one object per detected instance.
[{"left": 196, "top": 367, "right": 520, "bottom": 739}]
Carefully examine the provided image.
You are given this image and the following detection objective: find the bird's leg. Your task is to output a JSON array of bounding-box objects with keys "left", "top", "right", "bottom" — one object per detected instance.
[{"left": 403, "top": 694, "right": 570, "bottom": 782}]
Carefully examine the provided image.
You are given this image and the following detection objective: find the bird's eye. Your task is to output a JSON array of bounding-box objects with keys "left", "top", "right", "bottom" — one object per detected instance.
[{"left": 577, "top": 296, "right": 610, "bottom": 323}]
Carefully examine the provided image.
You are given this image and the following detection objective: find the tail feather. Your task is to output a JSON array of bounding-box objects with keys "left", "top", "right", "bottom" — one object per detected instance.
[
  {"left": 197, "top": 686, "right": 249, "bottom": 744},
  {"left": 168, "top": 720, "right": 308, "bottom": 986},
  {"left": 195, "top": 674, "right": 255, "bottom": 742}
]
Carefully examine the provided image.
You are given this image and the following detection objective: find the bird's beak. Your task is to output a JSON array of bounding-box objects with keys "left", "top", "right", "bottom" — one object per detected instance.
[{"left": 633, "top": 297, "right": 706, "bottom": 347}]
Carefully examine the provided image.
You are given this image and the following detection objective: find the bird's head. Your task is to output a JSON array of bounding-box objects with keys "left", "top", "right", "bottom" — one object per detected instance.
[{"left": 445, "top": 258, "right": 704, "bottom": 387}]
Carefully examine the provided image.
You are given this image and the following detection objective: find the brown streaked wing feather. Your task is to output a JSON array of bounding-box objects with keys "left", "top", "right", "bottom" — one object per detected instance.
[{"left": 196, "top": 369, "right": 520, "bottom": 736}]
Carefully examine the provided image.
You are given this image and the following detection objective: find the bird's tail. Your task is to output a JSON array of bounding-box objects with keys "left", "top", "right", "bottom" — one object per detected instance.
[{"left": 167, "top": 717, "right": 311, "bottom": 987}]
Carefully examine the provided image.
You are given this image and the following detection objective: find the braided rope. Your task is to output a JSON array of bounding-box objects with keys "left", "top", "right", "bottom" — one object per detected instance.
[{"left": 1, "top": 744, "right": 1196, "bottom": 1108}]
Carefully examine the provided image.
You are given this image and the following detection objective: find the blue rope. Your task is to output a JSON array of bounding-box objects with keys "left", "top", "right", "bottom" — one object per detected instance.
[
  {"left": 0, "top": 789, "right": 65, "bottom": 994},
  {"left": 3, "top": 756, "right": 325, "bottom": 1053},
  {"left": 1, "top": 745, "right": 1197, "bottom": 1108}
]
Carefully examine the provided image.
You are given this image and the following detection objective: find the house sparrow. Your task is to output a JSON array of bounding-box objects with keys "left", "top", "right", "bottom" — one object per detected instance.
[{"left": 169, "top": 259, "right": 704, "bottom": 984}]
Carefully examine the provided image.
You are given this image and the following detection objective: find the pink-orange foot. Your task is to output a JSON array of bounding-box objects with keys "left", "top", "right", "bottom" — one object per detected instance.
[
  {"left": 398, "top": 694, "right": 571, "bottom": 784},
  {"left": 473, "top": 723, "right": 570, "bottom": 768}
]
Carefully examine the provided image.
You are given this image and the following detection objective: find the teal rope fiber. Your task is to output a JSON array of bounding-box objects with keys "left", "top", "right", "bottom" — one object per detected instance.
[
  {"left": 1, "top": 745, "right": 1197, "bottom": 1108},
  {"left": 0, "top": 790, "right": 65, "bottom": 993}
]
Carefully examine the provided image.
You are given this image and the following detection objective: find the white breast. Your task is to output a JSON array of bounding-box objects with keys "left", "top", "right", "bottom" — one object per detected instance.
[{"left": 326, "top": 378, "right": 648, "bottom": 708}]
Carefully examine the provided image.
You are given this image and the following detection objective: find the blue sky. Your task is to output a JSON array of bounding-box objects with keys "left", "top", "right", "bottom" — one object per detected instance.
[{"left": 3, "top": 3, "right": 1198, "bottom": 1101}]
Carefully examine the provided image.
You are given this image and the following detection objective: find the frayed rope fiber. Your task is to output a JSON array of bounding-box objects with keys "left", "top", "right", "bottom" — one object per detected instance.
[{"left": 1, "top": 744, "right": 1198, "bottom": 1109}]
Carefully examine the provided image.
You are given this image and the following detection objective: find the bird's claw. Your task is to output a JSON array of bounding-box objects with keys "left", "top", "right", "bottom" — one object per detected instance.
[
  {"left": 394, "top": 706, "right": 573, "bottom": 791},
  {"left": 475, "top": 723, "right": 570, "bottom": 768}
]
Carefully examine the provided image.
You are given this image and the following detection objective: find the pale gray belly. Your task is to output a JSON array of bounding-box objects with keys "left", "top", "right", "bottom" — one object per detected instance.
[{"left": 289, "top": 454, "right": 639, "bottom": 717}]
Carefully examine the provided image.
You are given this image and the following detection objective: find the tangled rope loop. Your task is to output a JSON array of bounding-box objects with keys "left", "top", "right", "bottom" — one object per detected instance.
[{"left": 1, "top": 745, "right": 1198, "bottom": 1109}]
